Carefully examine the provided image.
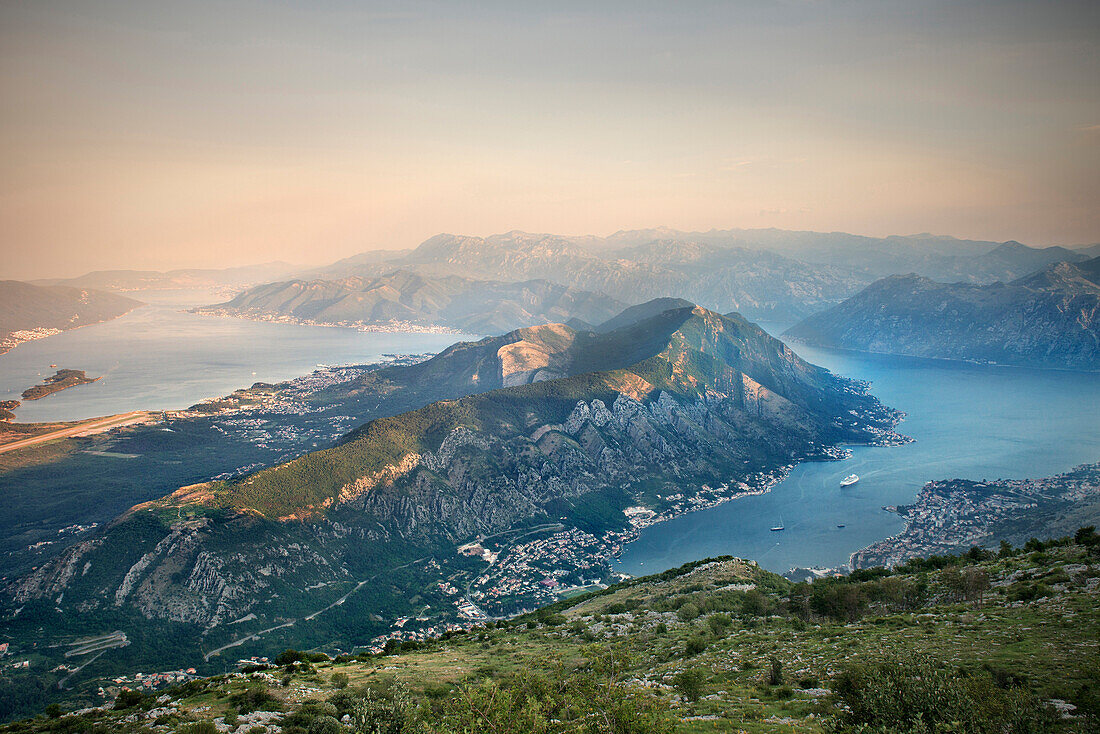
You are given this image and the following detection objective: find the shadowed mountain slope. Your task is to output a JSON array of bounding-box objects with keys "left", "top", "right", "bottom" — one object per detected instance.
[
  {"left": 0, "top": 281, "right": 142, "bottom": 355},
  {"left": 784, "top": 257, "right": 1100, "bottom": 370}
]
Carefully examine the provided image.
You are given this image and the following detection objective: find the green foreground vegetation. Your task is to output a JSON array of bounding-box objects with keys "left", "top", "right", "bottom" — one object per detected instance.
[{"left": 3, "top": 529, "right": 1098, "bottom": 733}]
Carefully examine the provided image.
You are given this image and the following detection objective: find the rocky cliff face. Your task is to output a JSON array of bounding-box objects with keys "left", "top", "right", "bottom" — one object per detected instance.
[{"left": 784, "top": 258, "right": 1100, "bottom": 370}]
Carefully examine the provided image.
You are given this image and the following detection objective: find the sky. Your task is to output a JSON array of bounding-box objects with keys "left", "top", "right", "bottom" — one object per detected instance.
[{"left": 2, "top": 0, "right": 1098, "bottom": 279}]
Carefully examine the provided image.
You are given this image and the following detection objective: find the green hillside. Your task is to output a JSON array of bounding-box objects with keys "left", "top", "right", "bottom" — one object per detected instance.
[{"left": 5, "top": 530, "right": 1097, "bottom": 732}]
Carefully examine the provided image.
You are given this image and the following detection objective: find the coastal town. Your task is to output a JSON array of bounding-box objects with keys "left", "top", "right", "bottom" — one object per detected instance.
[
  {"left": 356, "top": 463, "right": 806, "bottom": 653},
  {"left": 851, "top": 462, "right": 1100, "bottom": 568},
  {"left": 194, "top": 308, "right": 465, "bottom": 336}
]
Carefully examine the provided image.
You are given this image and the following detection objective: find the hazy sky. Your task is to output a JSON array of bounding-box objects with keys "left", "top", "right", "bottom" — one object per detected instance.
[{"left": 2, "top": 0, "right": 1098, "bottom": 279}]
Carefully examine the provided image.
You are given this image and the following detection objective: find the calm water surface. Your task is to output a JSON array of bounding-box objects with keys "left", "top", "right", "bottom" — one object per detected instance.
[
  {"left": 0, "top": 289, "right": 472, "bottom": 422},
  {"left": 615, "top": 333, "right": 1100, "bottom": 575}
]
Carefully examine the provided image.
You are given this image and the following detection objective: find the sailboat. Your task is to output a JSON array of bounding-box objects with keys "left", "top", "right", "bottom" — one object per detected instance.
[{"left": 770, "top": 513, "right": 785, "bottom": 532}]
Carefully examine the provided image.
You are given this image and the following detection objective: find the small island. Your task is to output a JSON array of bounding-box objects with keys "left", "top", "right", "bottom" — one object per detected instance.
[{"left": 21, "top": 369, "right": 100, "bottom": 401}]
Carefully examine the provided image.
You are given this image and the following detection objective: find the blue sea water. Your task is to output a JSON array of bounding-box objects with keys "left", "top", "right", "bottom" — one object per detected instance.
[
  {"left": 0, "top": 289, "right": 472, "bottom": 423},
  {"left": 615, "top": 335, "right": 1100, "bottom": 575}
]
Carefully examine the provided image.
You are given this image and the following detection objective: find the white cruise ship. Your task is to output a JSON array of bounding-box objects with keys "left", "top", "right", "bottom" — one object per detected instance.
[{"left": 840, "top": 474, "right": 860, "bottom": 487}]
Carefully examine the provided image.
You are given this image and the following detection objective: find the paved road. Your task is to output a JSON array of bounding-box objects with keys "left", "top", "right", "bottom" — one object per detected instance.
[{"left": 0, "top": 411, "right": 150, "bottom": 455}]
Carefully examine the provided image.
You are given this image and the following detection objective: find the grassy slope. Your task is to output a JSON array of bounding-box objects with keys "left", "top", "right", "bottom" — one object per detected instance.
[{"left": 9, "top": 537, "right": 1096, "bottom": 733}]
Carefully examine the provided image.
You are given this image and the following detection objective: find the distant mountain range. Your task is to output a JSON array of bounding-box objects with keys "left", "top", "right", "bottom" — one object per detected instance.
[
  {"left": 193, "top": 271, "right": 627, "bottom": 334},
  {"left": 784, "top": 256, "right": 1100, "bottom": 370},
  {"left": 296, "top": 229, "right": 1093, "bottom": 322},
  {"left": 0, "top": 281, "right": 142, "bottom": 355},
  {"left": 30, "top": 229, "right": 1094, "bottom": 324},
  {"left": 32, "top": 262, "right": 300, "bottom": 293},
  {"left": 8, "top": 301, "right": 902, "bottom": 665}
]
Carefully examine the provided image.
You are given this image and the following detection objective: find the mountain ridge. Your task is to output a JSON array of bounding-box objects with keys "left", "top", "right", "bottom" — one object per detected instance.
[
  {"left": 192, "top": 271, "right": 627, "bottom": 335},
  {"left": 5, "top": 302, "right": 903, "bottom": 670},
  {"left": 783, "top": 257, "right": 1100, "bottom": 370}
]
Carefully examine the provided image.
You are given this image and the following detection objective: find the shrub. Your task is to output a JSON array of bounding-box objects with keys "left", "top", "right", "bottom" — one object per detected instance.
[
  {"left": 114, "top": 689, "right": 145, "bottom": 709},
  {"left": 677, "top": 603, "right": 701, "bottom": 622},
  {"left": 308, "top": 715, "right": 342, "bottom": 734},
  {"left": 348, "top": 680, "right": 419, "bottom": 734},
  {"left": 330, "top": 671, "right": 349, "bottom": 689},
  {"left": 685, "top": 637, "right": 707, "bottom": 656},
  {"left": 706, "top": 613, "right": 732, "bottom": 636},
  {"left": 827, "top": 652, "right": 1059, "bottom": 733},
  {"left": 230, "top": 684, "right": 280, "bottom": 714},
  {"left": 673, "top": 668, "right": 707, "bottom": 702}
]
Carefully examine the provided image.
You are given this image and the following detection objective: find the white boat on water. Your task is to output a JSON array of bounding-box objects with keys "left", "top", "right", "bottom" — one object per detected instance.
[
  {"left": 840, "top": 474, "right": 859, "bottom": 487},
  {"left": 770, "top": 514, "right": 785, "bottom": 531}
]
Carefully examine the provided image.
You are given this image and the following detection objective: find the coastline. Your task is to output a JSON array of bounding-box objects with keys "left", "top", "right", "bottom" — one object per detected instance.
[
  {"left": 0, "top": 305, "right": 144, "bottom": 358},
  {"left": 848, "top": 462, "right": 1100, "bottom": 570},
  {"left": 191, "top": 308, "right": 470, "bottom": 336},
  {"left": 783, "top": 334, "right": 1100, "bottom": 374}
]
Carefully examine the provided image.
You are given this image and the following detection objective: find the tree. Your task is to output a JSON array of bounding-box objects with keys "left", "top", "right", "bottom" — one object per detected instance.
[
  {"left": 768, "top": 657, "right": 784, "bottom": 686},
  {"left": 962, "top": 568, "right": 991, "bottom": 606}
]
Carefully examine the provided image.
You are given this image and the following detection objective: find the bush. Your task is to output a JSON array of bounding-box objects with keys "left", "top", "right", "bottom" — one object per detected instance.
[
  {"left": 308, "top": 716, "right": 342, "bottom": 734},
  {"left": 827, "top": 652, "right": 1059, "bottom": 733},
  {"left": 114, "top": 689, "right": 145, "bottom": 709},
  {"left": 330, "top": 671, "right": 349, "bottom": 689},
  {"left": 673, "top": 668, "right": 707, "bottom": 702},
  {"left": 685, "top": 637, "right": 707, "bottom": 656},
  {"left": 276, "top": 648, "right": 330, "bottom": 666},
  {"left": 1007, "top": 581, "right": 1052, "bottom": 602},
  {"left": 706, "top": 613, "right": 732, "bottom": 636},
  {"left": 677, "top": 603, "right": 701, "bottom": 622},
  {"left": 433, "top": 669, "right": 671, "bottom": 733},
  {"left": 230, "top": 684, "right": 280, "bottom": 714},
  {"left": 348, "top": 680, "right": 419, "bottom": 734}
]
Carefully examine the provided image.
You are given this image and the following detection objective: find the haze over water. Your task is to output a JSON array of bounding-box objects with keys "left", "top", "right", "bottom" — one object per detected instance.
[
  {"left": 0, "top": 289, "right": 471, "bottom": 423},
  {"left": 615, "top": 331, "right": 1100, "bottom": 576}
]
